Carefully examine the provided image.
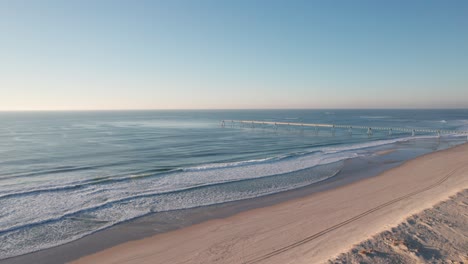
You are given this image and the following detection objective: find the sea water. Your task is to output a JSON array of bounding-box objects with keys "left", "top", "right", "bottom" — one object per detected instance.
[{"left": 0, "top": 109, "right": 467, "bottom": 259}]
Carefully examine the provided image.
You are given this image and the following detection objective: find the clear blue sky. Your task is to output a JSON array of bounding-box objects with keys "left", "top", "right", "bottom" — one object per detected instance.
[{"left": 1, "top": 0, "right": 467, "bottom": 110}]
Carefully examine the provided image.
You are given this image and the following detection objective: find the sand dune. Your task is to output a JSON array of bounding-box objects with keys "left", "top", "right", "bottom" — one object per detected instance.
[
  {"left": 330, "top": 189, "right": 468, "bottom": 263},
  {"left": 72, "top": 143, "right": 468, "bottom": 264}
]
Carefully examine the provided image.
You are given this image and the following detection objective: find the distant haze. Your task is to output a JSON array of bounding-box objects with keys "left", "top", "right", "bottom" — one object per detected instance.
[{"left": 1, "top": 1, "right": 467, "bottom": 110}]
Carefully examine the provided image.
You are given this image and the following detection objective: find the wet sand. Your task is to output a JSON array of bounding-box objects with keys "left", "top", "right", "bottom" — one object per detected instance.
[{"left": 71, "top": 143, "right": 468, "bottom": 264}]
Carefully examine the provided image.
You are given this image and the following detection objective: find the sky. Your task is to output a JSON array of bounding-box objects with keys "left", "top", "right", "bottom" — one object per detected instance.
[{"left": 0, "top": 0, "right": 467, "bottom": 110}]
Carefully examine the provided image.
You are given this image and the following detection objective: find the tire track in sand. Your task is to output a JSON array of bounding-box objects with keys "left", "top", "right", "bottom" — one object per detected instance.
[{"left": 243, "top": 164, "right": 467, "bottom": 264}]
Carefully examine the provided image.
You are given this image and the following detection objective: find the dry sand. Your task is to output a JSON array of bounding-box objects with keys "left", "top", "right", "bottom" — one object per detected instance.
[
  {"left": 72, "top": 143, "right": 468, "bottom": 264},
  {"left": 330, "top": 189, "right": 468, "bottom": 264}
]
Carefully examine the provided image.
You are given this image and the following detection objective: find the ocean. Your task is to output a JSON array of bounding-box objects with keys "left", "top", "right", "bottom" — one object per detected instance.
[{"left": 1, "top": 109, "right": 467, "bottom": 260}]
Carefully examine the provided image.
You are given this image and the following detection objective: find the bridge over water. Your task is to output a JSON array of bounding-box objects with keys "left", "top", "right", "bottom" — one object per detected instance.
[{"left": 221, "top": 120, "right": 468, "bottom": 139}]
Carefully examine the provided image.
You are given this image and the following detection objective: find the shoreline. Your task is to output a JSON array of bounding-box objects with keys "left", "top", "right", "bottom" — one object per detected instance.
[
  {"left": 2, "top": 143, "right": 408, "bottom": 264},
  {"left": 1, "top": 139, "right": 465, "bottom": 264},
  {"left": 70, "top": 142, "right": 468, "bottom": 264}
]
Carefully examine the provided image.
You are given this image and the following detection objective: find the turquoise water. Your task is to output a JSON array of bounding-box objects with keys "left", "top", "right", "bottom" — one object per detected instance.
[{"left": 0, "top": 109, "right": 467, "bottom": 259}]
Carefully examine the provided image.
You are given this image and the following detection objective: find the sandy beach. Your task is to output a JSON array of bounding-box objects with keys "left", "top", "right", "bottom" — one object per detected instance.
[
  {"left": 3, "top": 0, "right": 467, "bottom": 263},
  {"left": 71, "top": 143, "right": 468, "bottom": 264},
  {"left": 331, "top": 189, "right": 467, "bottom": 263}
]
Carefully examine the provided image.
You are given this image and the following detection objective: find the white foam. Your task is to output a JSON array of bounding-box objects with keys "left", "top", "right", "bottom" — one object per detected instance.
[
  {"left": 319, "top": 135, "right": 435, "bottom": 154},
  {"left": 182, "top": 156, "right": 283, "bottom": 171},
  {"left": 1, "top": 135, "right": 437, "bottom": 236},
  {"left": 0, "top": 134, "right": 455, "bottom": 260},
  {"left": 359, "top": 115, "right": 392, "bottom": 119},
  {"left": 0, "top": 149, "right": 356, "bottom": 237},
  {"left": 0, "top": 162, "right": 344, "bottom": 260},
  {"left": 452, "top": 119, "right": 468, "bottom": 131}
]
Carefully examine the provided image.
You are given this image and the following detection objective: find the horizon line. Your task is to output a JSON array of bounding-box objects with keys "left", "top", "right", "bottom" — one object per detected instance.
[{"left": 1, "top": 107, "right": 467, "bottom": 112}]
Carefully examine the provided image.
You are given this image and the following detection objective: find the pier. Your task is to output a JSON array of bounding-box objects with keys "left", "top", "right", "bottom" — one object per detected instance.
[{"left": 220, "top": 120, "right": 468, "bottom": 139}]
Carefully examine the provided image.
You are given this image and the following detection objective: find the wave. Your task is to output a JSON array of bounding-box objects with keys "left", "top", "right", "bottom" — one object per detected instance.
[
  {"left": 422, "top": 119, "right": 468, "bottom": 132},
  {"left": 0, "top": 169, "right": 177, "bottom": 200},
  {"left": 182, "top": 154, "right": 294, "bottom": 172},
  {"left": 0, "top": 135, "right": 435, "bottom": 238},
  {"left": 0, "top": 163, "right": 344, "bottom": 260},
  {"left": 359, "top": 115, "right": 392, "bottom": 119},
  {"left": 320, "top": 135, "right": 437, "bottom": 154},
  {"left": 0, "top": 153, "right": 351, "bottom": 235},
  {"left": 0, "top": 149, "right": 361, "bottom": 202},
  {"left": 0, "top": 166, "right": 97, "bottom": 181},
  {"left": 453, "top": 119, "right": 468, "bottom": 131},
  {"left": 1, "top": 133, "right": 463, "bottom": 260},
  {"left": 0, "top": 135, "right": 435, "bottom": 201}
]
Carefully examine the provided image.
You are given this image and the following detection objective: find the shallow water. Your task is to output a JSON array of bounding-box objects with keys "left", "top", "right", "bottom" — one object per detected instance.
[{"left": 0, "top": 109, "right": 467, "bottom": 259}]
